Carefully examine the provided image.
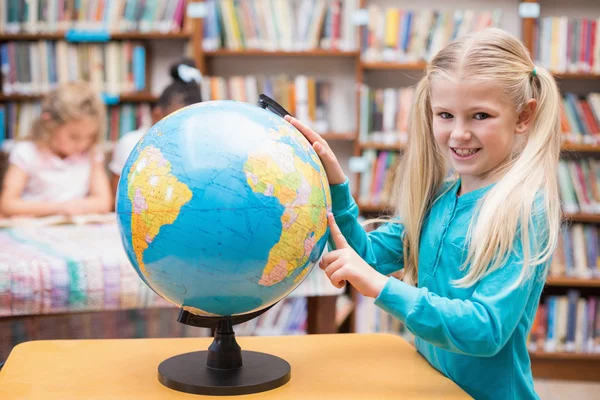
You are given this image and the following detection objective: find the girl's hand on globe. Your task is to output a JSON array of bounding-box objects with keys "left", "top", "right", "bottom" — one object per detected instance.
[
  {"left": 320, "top": 213, "right": 389, "bottom": 298},
  {"left": 284, "top": 116, "right": 347, "bottom": 186}
]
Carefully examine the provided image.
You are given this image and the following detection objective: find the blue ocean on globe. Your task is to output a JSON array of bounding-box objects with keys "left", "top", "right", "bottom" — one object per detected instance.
[{"left": 115, "top": 100, "right": 332, "bottom": 317}]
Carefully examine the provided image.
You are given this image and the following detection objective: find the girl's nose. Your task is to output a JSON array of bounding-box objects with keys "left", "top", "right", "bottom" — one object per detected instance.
[{"left": 450, "top": 123, "right": 472, "bottom": 141}]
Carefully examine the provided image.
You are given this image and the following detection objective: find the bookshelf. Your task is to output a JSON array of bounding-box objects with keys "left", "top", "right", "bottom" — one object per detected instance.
[{"left": 0, "top": 0, "right": 196, "bottom": 146}]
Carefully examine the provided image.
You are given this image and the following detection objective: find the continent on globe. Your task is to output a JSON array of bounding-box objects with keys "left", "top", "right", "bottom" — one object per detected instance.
[
  {"left": 244, "top": 123, "right": 331, "bottom": 287},
  {"left": 127, "top": 146, "right": 193, "bottom": 276}
]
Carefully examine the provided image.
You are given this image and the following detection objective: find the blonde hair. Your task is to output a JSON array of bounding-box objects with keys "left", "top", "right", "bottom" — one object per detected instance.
[
  {"left": 30, "top": 81, "right": 106, "bottom": 148},
  {"left": 392, "top": 28, "right": 561, "bottom": 287}
]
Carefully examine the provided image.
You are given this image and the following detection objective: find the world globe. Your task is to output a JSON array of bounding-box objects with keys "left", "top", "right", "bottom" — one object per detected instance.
[{"left": 115, "top": 99, "right": 332, "bottom": 319}]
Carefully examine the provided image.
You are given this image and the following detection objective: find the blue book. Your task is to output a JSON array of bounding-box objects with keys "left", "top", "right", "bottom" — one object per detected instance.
[
  {"left": 0, "top": 106, "right": 5, "bottom": 149},
  {"left": 133, "top": 45, "right": 146, "bottom": 92},
  {"left": 565, "top": 290, "right": 580, "bottom": 351}
]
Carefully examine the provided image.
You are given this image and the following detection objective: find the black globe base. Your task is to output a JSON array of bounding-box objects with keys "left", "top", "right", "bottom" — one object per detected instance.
[
  {"left": 158, "top": 349, "right": 291, "bottom": 396},
  {"left": 158, "top": 309, "right": 291, "bottom": 396}
]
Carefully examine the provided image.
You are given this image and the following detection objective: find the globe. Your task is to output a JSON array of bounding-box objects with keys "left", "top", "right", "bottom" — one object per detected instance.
[{"left": 115, "top": 100, "right": 332, "bottom": 319}]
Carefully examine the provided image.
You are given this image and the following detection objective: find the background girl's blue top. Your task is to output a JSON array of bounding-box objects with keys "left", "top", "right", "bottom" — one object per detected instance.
[{"left": 330, "top": 179, "right": 549, "bottom": 400}]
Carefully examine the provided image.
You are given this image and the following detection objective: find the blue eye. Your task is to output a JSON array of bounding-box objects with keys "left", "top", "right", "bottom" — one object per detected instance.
[
  {"left": 474, "top": 113, "right": 490, "bottom": 120},
  {"left": 439, "top": 112, "right": 453, "bottom": 119}
]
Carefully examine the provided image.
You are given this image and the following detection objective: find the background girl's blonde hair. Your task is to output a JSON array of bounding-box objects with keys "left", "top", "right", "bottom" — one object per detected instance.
[
  {"left": 393, "top": 27, "right": 561, "bottom": 287},
  {"left": 30, "top": 81, "right": 106, "bottom": 147}
]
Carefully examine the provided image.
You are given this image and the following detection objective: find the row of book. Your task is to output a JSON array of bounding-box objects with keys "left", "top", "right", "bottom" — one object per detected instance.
[
  {"left": 0, "top": 102, "right": 152, "bottom": 147},
  {"left": 551, "top": 223, "right": 600, "bottom": 279},
  {"left": 200, "top": 75, "right": 333, "bottom": 133},
  {"left": 529, "top": 291, "right": 599, "bottom": 354},
  {"left": 561, "top": 93, "right": 600, "bottom": 145},
  {"left": 0, "top": 0, "right": 188, "bottom": 34},
  {"left": 202, "top": 0, "right": 359, "bottom": 52},
  {"left": 0, "top": 40, "right": 147, "bottom": 95},
  {"left": 533, "top": 17, "right": 600, "bottom": 75},
  {"left": 558, "top": 159, "right": 600, "bottom": 215},
  {"left": 360, "top": 7, "right": 501, "bottom": 64},
  {"left": 357, "top": 150, "right": 399, "bottom": 207},
  {"left": 358, "top": 85, "right": 413, "bottom": 145}
]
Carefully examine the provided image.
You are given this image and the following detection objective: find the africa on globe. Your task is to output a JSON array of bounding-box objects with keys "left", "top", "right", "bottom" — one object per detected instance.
[{"left": 115, "top": 100, "right": 332, "bottom": 318}]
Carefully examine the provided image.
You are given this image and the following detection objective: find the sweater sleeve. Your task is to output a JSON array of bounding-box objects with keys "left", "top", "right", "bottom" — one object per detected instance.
[
  {"left": 374, "top": 240, "right": 548, "bottom": 357},
  {"left": 328, "top": 179, "right": 404, "bottom": 276}
]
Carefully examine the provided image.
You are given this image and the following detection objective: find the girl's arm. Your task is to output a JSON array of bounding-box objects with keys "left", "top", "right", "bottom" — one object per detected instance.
[
  {"left": 0, "top": 164, "right": 65, "bottom": 217},
  {"left": 330, "top": 179, "right": 405, "bottom": 276},
  {"left": 375, "top": 246, "right": 546, "bottom": 357},
  {"left": 65, "top": 159, "right": 113, "bottom": 215}
]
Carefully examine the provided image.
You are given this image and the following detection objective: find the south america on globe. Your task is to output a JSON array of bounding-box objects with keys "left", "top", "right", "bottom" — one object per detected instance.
[{"left": 115, "top": 100, "right": 332, "bottom": 318}]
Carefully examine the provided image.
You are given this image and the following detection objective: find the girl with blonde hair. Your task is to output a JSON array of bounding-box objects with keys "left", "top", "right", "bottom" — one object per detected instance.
[
  {"left": 287, "top": 27, "right": 560, "bottom": 399},
  {"left": 0, "top": 81, "right": 112, "bottom": 217}
]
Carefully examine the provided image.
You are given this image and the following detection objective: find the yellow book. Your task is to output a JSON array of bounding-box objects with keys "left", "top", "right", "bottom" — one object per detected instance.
[{"left": 384, "top": 8, "right": 399, "bottom": 49}]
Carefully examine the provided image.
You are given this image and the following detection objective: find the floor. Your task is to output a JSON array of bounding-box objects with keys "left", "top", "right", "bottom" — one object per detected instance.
[{"left": 534, "top": 380, "right": 600, "bottom": 400}]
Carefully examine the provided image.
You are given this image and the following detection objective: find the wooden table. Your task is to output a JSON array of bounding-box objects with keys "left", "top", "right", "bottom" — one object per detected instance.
[{"left": 0, "top": 333, "right": 470, "bottom": 399}]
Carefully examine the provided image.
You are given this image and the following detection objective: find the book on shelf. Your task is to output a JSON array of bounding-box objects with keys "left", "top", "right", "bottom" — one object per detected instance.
[
  {"left": 532, "top": 16, "right": 600, "bottom": 75},
  {"left": 0, "top": 0, "right": 188, "bottom": 35},
  {"left": 558, "top": 158, "right": 600, "bottom": 215},
  {"left": 202, "top": 0, "right": 359, "bottom": 52},
  {"left": 0, "top": 40, "right": 147, "bottom": 96},
  {"left": 201, "top": 74, "right": 333, "bottom": 132},
  {"left": 357, "top": 149, "right": 400, "bottom": 207},
  {"left": 529, "top": 291, "right": 599, "bottom": 354},
  {"left": 361, "top": 7, "right": 502, "bottom": 63},
  {"left": 551, "top": 223, "right": 600, "bottom": 279},
  {"left": 359, "top": 85, "right": 413, "bottom": 145},
  {"left": 560, "top": 92, "right": 600, "bottom": 145},
  {"left": 106, "top": 103, "right": 151, "bottom": 142},
  {"left": 0, "top": 212, "right": 117, "bottom": 228}
]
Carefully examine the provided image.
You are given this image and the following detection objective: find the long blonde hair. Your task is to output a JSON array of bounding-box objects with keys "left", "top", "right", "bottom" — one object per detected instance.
[
  {"left": 395, "top": 28, "right": 561, "bottom": 287},
  {"left": 30, "top": 81, "right": 106, "bottom": 148}
]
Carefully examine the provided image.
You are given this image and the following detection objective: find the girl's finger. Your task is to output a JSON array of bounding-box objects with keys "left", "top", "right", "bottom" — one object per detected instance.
[
  {"left": 321, "top": 249, "right": 344, "bottom": 269},
  {"left": 329, "top": 268, "right": 347, "bottom": 289},
  {"left": 324, "top": 258, "right": 344, "bottom": 280}
]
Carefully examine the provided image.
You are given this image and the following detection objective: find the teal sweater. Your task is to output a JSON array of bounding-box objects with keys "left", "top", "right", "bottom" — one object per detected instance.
[{"left": 330, "top": 179, "right": 548, "bottom": 400}]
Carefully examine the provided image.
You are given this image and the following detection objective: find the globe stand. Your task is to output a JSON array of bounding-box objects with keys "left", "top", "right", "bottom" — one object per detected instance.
[{"left": 158, "top": 307, "right": 291, "bottom": 396}]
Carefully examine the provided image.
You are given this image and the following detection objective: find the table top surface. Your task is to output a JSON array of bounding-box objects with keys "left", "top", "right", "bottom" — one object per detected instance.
[{"left": 0, "top": 333, "right": 469, "bottom": 399}]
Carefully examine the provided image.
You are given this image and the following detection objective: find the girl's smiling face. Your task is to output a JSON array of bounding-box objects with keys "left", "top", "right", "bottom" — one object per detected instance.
[{"left": 430, "top": 78, "right": 535, "bottom": 194}]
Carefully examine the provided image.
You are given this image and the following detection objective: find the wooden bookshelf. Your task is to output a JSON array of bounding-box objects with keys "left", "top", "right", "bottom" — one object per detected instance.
[
  {"left": 529, "top": 351, "right": 600, "bottom": 361},
  {"left": 119, "top": 92, "right": 158, "bottom": 103},
  {"left": 553, "top": 72, "right": 600, "bottom": 80},
  {"left": 0, "top": 32, "right": 190, "bottom": 41},
  {"left": 0, "top": 92, "right": 157, "bottom": 103},
  {"left": 529, "top": 351, "right": 600, "bottom": 381},
  {"left": 205, "top": 50, "right": 359, "bottom": 57},
  {"left": 560, "top": 143, "right": 600, "bottom": 153},
  {"left": 359, "top": 142, "right": 405, "bottom": 151},
  {"left": 320, "top": 132, "right": 357, "bottom": 141},
  {"left": 361, "top": 61, "right": 428, "bottom": 71},
  {"left": 564, "top": 213, "right": 600, "bottom": 223},
  {"left": 0, "top": 94, "right": 44, "bottom": 102},
  {"left": 545, "top": 277, "right": 600, "bottom": 287}
]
